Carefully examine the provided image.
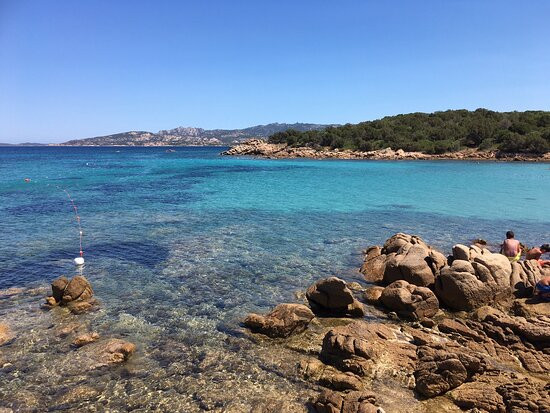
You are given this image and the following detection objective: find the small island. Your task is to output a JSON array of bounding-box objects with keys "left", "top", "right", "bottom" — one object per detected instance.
[{"left": 223, "top": 109, "right": 550, "bottom": 161}]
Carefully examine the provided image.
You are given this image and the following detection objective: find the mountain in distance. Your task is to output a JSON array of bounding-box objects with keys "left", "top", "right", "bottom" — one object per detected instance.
[
  {"left": 0, "top": 142, "right": 48, "bottom": 146},
  {"left": 59, "top": 123, "right": 335, "bottom": 146}
]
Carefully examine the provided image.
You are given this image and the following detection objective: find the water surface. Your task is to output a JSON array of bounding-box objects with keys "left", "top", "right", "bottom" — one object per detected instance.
[{"left": 0, "top": 147, "right": 549, "bottom": 411}]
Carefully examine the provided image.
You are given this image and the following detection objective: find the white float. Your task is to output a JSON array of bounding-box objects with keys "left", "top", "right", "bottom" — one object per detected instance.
[{"left": 74, "top": 257, "right": 85, "bottom": 266}]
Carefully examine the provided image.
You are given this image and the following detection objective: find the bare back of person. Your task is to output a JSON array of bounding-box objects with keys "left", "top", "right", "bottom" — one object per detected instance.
[{"left": 502, "top": 239, "right": 520, "bottom": 257}]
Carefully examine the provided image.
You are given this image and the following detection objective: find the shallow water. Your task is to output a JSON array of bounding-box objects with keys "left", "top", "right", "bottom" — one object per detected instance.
[{"left": 0, "top": 147, "right": 549, "bottom": 412}]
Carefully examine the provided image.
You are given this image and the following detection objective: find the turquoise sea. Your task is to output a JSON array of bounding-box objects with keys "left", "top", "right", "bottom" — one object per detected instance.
[{"left": 0, "top": 146, "right": 549, "bottom": 411}]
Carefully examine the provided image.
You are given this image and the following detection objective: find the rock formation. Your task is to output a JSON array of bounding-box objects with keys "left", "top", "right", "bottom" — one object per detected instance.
[
  {"left": 244, "top": 303, "right": 315, "bottom": 338},
  {"left": 361, "top": 233, "right": 446, "bottom": 287},
  {"left": 306, "top": 277, "right": 365, "bottom": 317},
  {"left": 435, "top": 244, "right": 512, "bottom": 310},
  {"left": 44, "top": 275, "right": 97, "bottom": 313},
  {"left": 379, "top": 280, "right": 439, "bottom": 320}
]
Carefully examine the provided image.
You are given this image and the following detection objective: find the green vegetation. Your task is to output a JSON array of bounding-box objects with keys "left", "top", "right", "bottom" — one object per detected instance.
[{"left": 268, "top": 109, "right": 550, "bottom": 154}]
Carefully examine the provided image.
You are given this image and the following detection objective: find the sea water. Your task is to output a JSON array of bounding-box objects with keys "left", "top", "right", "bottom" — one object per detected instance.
[{"left": 0, "top": 146, "right": 549, "bottom": 411}]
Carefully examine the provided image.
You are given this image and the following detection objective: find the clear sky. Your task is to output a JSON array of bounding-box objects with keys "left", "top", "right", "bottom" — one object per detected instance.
[{"left": 1, "top": 0, "right": 549, "bottom": 143}]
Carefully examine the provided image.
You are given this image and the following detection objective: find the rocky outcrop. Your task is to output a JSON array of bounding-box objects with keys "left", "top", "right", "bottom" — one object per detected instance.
[
  {"left": 306, "top": 277, "right": 365, "bottom": 317},
  {"left": 450, "top": 373, "right": 550, "bottom": 413},
  {"left": 224, "top": 140, "right": 550, "bottom": 161},
  {"left": 510, "top": 259, "right": 549, "bottom": 297},
  {"left": 379, "top": 280, "right": 439, "bottom": 320},
  {"left": 362, "top": 234, "right": 446, "bottom": 288},
  {"left": 435, "top": 245, "right": 512, "bottom": 311},
  {"left": 310, "top": 389, "right": 382, "bottom": 413},
  {"left": 244, "top": 303, "right": 315, "bottom": 338},
  {"left": 45, "top": 275, "right": 97, "bottom": 313}
]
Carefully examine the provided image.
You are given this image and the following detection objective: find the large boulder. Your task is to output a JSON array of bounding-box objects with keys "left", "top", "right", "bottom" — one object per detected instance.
[
  {"left": 362, "top": 234, "right": 446, "bottom": 287},
  {"left": 51, "top": 276, "right": 69, "bottom": 302},
  {"left": 244, "top": 303, "right": 315, "bottom": 338},
  {"left": 434, "top": 245, "right": 512, "bottom": 311},
  {"left": 46, "top": 275, "right": 95, "bottom": 311},
  {"left": 306, "top": 277, "right": 365, "bottom": 317},
  {"left": 62, "top": 275, "right": 94, "bottom": 304},
  {"left": 380, "top": 280, "right": 439, "bottom": 320}
]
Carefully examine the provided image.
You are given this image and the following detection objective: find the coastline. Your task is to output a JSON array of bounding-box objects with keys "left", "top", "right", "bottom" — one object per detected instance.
[{"left": 222, "top": 139, "right": 550, "bottom": 162}]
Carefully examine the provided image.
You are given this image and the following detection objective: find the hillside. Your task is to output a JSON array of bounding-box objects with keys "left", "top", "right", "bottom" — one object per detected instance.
[
  {"left": 268, "top": 109, "right": 550, "bottom": 154},
  {"left": 60, "top": 123, "right": 334, "bottom": 146}
]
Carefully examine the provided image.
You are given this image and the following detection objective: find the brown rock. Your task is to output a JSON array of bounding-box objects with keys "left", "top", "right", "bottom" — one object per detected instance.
[
  {"left": 381, "top": 234, "right": 446, "bottom": 287},
  {"left": 67, "top": 298, "right": 99, "bottom": 314},
  {"left": 244, "top": 303, "right": 315, "bottom": 338},
  {"left": 0, "top": 323, "right": 14, "bottom": 346},
  {"left": 72, "top": 332, "right": 100, "bottom": 347},
  {"left": 379, "top": 280, "right": 439, "bottom": 320},
  {"left": 510, "top": 259, "right": 546, "bottom": 298},
  {"left": 78, "top": 338, "right": 136, "bottom": 368},
  {"left": 51, "top": 276, "right": 69, "bottom": 302},
  {"left": 435, "top": 248, "right": 512, "bottom": 311},
  {"left": 306, "top": 277, "right": 365, "bottom": 317},
  {"left": 62, "top": 275, "right": 93, "bottom": 304},
  {"left": 360, "top": 246, "right": 386, "bottom": 283},
  {"left": 363, "top": 286, "right": 384, "bottom": 305}
]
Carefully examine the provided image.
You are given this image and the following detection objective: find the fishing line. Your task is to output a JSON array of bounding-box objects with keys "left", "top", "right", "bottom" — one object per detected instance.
[{"left": 24, "top": 178, "right": 86, "bottom": 266}]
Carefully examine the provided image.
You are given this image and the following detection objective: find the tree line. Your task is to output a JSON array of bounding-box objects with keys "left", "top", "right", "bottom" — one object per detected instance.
[{"left": 268, "top": 109, "right": 550, "bottom": 154}]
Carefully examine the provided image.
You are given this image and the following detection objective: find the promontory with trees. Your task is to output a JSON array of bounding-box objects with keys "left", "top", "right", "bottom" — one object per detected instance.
[{"left": 224, "top": 109, "right": 550, "bottom": 160}]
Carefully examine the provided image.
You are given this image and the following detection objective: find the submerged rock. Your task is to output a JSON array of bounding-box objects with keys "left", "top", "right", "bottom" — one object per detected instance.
[
  {"left": 76, "top": 338, "right": 136, "bottom": 369},
  {"left": 244, "top": 303, "right": 315, "bottom": 338},
  {"left": 0, "top": 323, "right": 14, "bottom": 346},
  {"left": 306, "top": 277, "right": 365, "bottom": 318},
  {"left": 310, "top": 389, "right": 382, "bottom": 413},
  {"left": 72, "top": 332, "right": 100, "bottom": 347},
  {"left": 379, "top": 280, "right": 439, "bottom": 320}
]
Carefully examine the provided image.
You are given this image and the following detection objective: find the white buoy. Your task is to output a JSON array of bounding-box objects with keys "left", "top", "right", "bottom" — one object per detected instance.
[{"left": 74, "top": 257, "right": 85, "bottom": 266}]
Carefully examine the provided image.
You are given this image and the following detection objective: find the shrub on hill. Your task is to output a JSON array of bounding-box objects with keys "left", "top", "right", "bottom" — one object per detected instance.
[{"left": 268, "top": 109, "right": 550, "bottom": 154}]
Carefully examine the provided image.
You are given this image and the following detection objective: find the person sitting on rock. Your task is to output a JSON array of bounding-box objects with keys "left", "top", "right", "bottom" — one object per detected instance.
[
  {"left": 526, "top": 244, "right": 550, "bottom": 266},
  {"left": 500, "top": 231, "right": 521, "bottom": 262},
  {"left": 535, "top": 275, "right": 550, "bottom": 301}
]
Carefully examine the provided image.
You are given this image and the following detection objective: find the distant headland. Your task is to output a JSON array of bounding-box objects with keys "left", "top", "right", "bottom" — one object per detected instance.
[
  {"left": 53, "top": 123, "right": 336, "bottom": 147},
  {"left": 223, "top": 109, "right": 550, "bottom": 161}
]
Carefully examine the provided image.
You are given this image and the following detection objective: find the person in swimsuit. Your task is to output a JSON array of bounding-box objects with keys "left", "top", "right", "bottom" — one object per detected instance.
[
  {"left": 526, "top": 244, "right": 550, "bottom": 266},
  {"left": 501, "top": 231, "right": 521, "bottom": 262},
  {"left": 535, "top": 275, "right": 550, "bottom": 301}
]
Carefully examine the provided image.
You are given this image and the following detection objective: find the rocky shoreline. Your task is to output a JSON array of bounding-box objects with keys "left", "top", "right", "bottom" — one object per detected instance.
[
  {"left": 222, "top": 139, "right": 550, "bottom": 161},
  {"left": 243, "top": 233, "right": 550, "bottom": 412}
]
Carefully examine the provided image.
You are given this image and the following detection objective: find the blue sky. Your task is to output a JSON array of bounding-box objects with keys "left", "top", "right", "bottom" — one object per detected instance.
[{"left": 1, "top": 1, "right": 549, "bottom": 143}]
